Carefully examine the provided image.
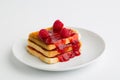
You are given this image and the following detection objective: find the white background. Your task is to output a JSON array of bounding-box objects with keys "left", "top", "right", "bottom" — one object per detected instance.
[{"left": 0, "top": 0, "right": 120, "bottom": 80}]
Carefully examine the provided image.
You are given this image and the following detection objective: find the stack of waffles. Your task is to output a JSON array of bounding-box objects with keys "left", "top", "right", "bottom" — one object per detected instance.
[{"left": 27, "top": 20, "right": 82, "bottom": 64}]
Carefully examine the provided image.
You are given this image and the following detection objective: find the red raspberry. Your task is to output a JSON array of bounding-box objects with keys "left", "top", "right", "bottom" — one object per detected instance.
[
  {"left": 53, "top": 20, "right": 64, "bottom": 33},
  {"left": 38, "top": 29, "right": 49, "bottom": 40},
  {"left": 60, "top": 28, "right": 71, "bottom": 38}
]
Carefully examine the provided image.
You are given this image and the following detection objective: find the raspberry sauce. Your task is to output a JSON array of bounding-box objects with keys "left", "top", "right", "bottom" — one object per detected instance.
[
  {"left": 54, "top": 30, "right": 81, "bottom": 62},
  {"left": 38, "top": 20, "right": 81, "bottom": 62},
  {"left": 57, "top": 39, "right": 81, "bottom": 62}
]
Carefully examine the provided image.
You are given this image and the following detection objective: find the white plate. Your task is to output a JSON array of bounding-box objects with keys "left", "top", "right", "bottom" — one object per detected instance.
[{"left": 12, "top": 27, "right": 105, "bottom": 71}]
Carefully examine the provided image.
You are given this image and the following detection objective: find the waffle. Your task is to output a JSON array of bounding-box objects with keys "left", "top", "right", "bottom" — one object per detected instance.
[
  {"left": 27, "top": 40, "right": 73, "bottom": 57},
  {"left": 28, "top": 29, "right": 79, "bottom": 50},
  {"left": 26, "top": 20, "right": 82, "bottom": 64},
  {"left": 26, "top": 46, "right": 59, "bottom": 64}
]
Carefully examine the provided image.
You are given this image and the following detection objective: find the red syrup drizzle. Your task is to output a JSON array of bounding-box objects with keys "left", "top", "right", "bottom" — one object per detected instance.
[
  {"left": 57, "top": 39, "right": 81, "bottom": 62},
  {"left": 41, "top": 29, "right": 81, "bottom": 62},
  {"left": 56, "top": 34, "right": 81, "bottom": 62}
]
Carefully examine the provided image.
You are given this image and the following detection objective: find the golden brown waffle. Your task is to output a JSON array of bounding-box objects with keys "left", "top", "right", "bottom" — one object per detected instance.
[
  {"left": 28, "top": 29, "right": 79, "bottom": 50},
  {"left": 27, "top": 27, "right": 81, "bottom": 64},
  {"left": 26, "top": 46, "right": 59, "bottom": 64},
  {"left": 27, "top": 40, "right": 73, "bottom": 57}
]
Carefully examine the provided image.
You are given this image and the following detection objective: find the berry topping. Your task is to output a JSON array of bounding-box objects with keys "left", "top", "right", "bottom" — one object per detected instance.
[
  {"left": 58, "top": 55, "right": 64, "bottom": 62},
  {"left": 74, "top": 51, "right": 81, "bottom": 56},
  {"left": 38, "top": 29, "right": 49, "bottom": 40},
  {"left": 62, "top": 53, "right": 70, "bottom": 61},
  {"left": 60, "top": 28, "right": 71, "bottom": 38},
  {"left": 70, "top": 51, "right": 75, "bottom": 58},
  {"left": 45, "top": 37, "right": 52, "bottom": 44},
  {"left": 72, "top": 40, "right": 80, "bottom": 51},
  {"left": 38, "top": 20, "right": 81, "bottom": 62},
  {"left": 53, "top": 20, "right": 64, "bottom": 33}
]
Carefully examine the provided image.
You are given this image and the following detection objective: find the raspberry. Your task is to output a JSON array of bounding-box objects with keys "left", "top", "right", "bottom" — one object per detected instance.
[
  {"left": 53, "top": 20, "right": 64, "bottom": 33},
  {"left": 60, "top": 28, "right": 71, "bottom": 38},
  {"left": 38, "top": 29, "right": 49, "bottom": 40}
]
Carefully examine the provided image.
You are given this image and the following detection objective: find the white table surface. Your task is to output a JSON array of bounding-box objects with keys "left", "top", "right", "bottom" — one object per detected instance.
[{"left": 0, "top": 0, "right": 120, "bottom": 80}]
